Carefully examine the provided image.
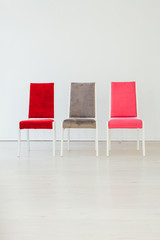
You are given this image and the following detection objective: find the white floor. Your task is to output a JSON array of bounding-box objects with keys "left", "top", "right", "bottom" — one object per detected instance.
[{"left": 0, "top": 141, "right": 160, "bottom": 240}]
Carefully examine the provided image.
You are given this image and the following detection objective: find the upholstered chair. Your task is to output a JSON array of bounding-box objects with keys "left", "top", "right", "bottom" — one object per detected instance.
[
  {"left": 61, "top": 82, "right": 98, "bottom": 156},
  {"left": 18, "top": 83, "right": 56, "bottom": 156},
  {"left": 106, "top": 82, "right": 145, "bottom": 156}
]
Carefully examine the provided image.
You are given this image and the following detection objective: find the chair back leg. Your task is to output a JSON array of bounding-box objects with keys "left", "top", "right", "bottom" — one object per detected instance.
[
  {"left": 137, "top": 129, "right": 140, "bottom": 150},
  {"left": 60, "top": 124, "right": 64, "bottom": 157},
  {"left": 67, "top": 129, "right": 70, "bottom": 151},
  {"left": 109, "top": 128, "right": 111, "bottom": 150},
  {"left": 95, "top": 125, "right": 99, "bottom": 157},
  {"left": 17, "top": 129, "right": 21, "bottom": 157},
  {"left": 27, "top": 129, "right": 30, "bottom": 152},
  {"left": 142, "top": 121, "right": 145, "bottom": 157},
  {"left": 53, "top": 122, "right": 56, "bottom": 157},
  {"left": 106, "top": 122, "right": 109, "bottom": 157}
]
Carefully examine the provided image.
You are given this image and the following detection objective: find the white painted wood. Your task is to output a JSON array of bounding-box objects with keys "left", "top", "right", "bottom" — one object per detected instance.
[
  {"left": 136, "top": 81, "right": 139, "bottom": 118},
  {"left": 27, "top": 129, "right": 30, "bottom": 152},
  {"left": 107, "top": 82, "right": 111, "bottom": 157},
  {"left": 106, "top": 122, "right": 109, "bottom": 156},
  {"left": 60, "top": 123, "right": 64, "bottom": 157},
  {"left": 68, "top": 83, "right": 71, "bottom": 118},
  {"left": 17, "top": 129, "right": 21, "bottom": 157},
  {"left": 53, "top": 121, "right": 56, "bottom": 157},
  {"left": 106, "top": 83, "right": 111, "bottom": 156},
  {"left": 106, "top": 122, "right": 108, "bottom": 156},
  {"left": 109, "top": 128, "right": 111, "bottom": 150},
  {"left": 137, "top": 129, "right": 140, "bottom": 150},
  {"left": 142, "top": 121, "right": 146, "bottom": 157},
  {"left": 67, "top": 128, "right": 70, "bottom": 151},
  {"left": 95, "top": 83, "right": 98, "bottom": 120},
  {"left": 95, "top": 83, "right": 99, "bottom": 157},
  {"left": 109, "top": 82, "right": 111, "bottom": 119},
  {"left": 95, "top": 122, "right": 99, "bottom": 157}
]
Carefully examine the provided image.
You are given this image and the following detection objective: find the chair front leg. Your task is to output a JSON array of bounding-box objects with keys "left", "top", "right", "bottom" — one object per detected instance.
[
  {"left": 53, "top": 122, "right": 56, "bottom": 157},
  {"left": 95, "top": 123, "right": 99, "bottom": 157},
  {"left": 106, "top": 122, "right": 109, "bottom": 157},
  {"left": 60, "top": 123, "right": 64, "bottom": 157},
  {"left": 137, "top": 129, "right": 140, "bottom": 150},
  {"left": 27, "top": 129, "right": 30, "bottom": 152},
  {"left": 67, "top": 128, "right": 70, "bottom": 151},
  {"left": 142, "top": 121, "right": 145, "bottom": 157},
  {"left": 109, "top": 128, "right": 111, "bottom": 150},
  {"left": 17, "top": 129, "right": 21, "bottom": 157}
]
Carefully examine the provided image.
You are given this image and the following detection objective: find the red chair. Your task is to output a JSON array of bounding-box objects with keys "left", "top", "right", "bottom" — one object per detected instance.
[
  {"left": 17, "top": 83, "right": 56, "bottom": 156},
  {"left": 106, "top": 82, "right": 145, "bottom": 156}
]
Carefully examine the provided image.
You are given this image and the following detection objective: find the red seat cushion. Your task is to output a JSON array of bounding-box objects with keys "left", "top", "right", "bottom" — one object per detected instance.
[
  {"left": 108, "top": 118, "right": 142, "bottom": 129},
  {"left": 20, "top": 119, "right": 54, "bottom": 129}
]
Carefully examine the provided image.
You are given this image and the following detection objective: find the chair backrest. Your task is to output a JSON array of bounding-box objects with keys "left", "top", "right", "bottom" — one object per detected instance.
[
  {"left": 111, "top": 82, "right": 137, "bottom": 118},
  {"left": 69, "top": 82, "right": 95, "bottom": 118},
  {"left": 29, "top": 83, "right": 54, "bottom": 118}
]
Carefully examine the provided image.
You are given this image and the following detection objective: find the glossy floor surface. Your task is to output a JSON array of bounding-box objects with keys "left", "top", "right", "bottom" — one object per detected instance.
[{"left": 0, "top": 141, "right": 160, "bottom": 240}]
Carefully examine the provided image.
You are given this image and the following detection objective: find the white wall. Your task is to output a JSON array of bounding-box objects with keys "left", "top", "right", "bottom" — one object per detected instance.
[{"left": 0, "top": 0, "right": 160, "bottom": 141}]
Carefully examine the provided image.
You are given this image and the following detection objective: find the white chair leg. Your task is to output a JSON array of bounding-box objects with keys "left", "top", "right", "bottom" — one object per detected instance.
[
  {"left": 53, "top": 122, "right": 56, "bottom": 157},
  {"left": 17, "top": 129, "right": 21, "bottom": 157},
  {"left": 142, "top": 122, "right": 145, "bottom": 157},
  {"left": 27, "top": 129, "right": 30, "bottom": 152},
  {"left": 137, "top": 129, "right": 140, "bottom": 150},
  {"left": 95, "top": 125, "right": 99, "bottom": 157},
  {"left": 108, "top": 128, "right": 111, "bottom": 150},
  {"left": 106, "top": 122, "right": 109, "bottom": 157},
  {"left": 60, "top": 124, "right": 64, "bottom": 157},
  {"left": 106, "top": 125, "right": 108, "bottom": 156},
  {"left": 67, "top": 128, "right": 70, "bottom": 151}
]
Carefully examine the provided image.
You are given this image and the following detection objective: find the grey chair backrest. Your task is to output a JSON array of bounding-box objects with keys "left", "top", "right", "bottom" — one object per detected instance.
[{"left": 69, "top": 82, "right": 95, "bottom": 118}]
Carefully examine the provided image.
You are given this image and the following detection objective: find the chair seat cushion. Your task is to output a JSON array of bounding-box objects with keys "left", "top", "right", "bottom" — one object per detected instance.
[
  {"left": 63, "top": 118, "right": 96, "bottom": 129},
  {"left": 108, "top": 118, "right": 142, "bottom": 129},
  {"left": 20, "top": 119, "right": 54, "bottom": 129}
]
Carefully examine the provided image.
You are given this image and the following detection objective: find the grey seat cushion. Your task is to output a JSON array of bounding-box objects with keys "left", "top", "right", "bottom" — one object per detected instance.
[{"left": 63, "top": 118, "right": 96, "bottom": 129}]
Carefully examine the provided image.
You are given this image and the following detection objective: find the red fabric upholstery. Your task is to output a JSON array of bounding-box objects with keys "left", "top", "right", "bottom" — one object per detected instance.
[
  {"left": 111, "top": 82, "right": 137, "bottom": 117},
  {"left": 108, "top": 118, "right": 142, "bottom": 129},
  {"left": 20, "top": 119, "right": 54, "bottom": 129},
  {"left": 29, "top": 83, "right": 54, "bottom": 118}
]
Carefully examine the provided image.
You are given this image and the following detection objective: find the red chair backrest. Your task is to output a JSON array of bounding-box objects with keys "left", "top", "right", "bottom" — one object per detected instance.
[
  {"left": 29, "top": 83, "right": 54, "bottom": 118},
  {"left": 111, "top": 82, "right": 137, "bottom": 118}
]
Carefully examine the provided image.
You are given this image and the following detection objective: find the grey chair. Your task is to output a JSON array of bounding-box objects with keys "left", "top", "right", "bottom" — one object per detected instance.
[{"left": 60, "top": 82, "right": 99, "bottom": 156}]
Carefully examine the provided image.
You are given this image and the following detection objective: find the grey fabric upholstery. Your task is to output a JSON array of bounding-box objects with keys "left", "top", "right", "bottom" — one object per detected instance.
[
  {"left": 69, "top": 83, "right": 95, "bottom": 118},
  {"left": 63, "top": 118, "right": 96, "bottom": 129}
]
